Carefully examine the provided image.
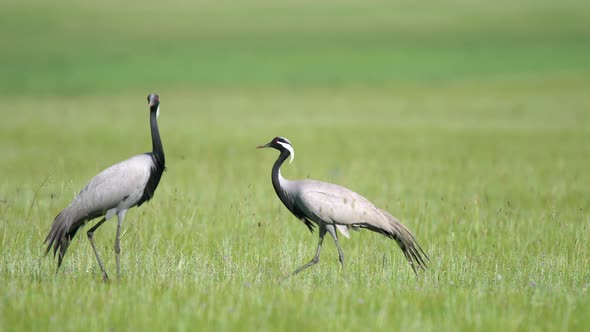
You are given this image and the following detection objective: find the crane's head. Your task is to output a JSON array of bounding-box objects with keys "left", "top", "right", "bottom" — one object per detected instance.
[
  {"left": 257, "top": 136, "right": 295, "bottom": 163},
  {"left": 147, "top": 93, "right": 160, "bottom": 117}
]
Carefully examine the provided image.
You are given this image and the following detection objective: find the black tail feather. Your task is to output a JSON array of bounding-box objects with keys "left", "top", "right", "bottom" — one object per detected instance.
[
  {"left": 44, "top": 210, "right": 84, "bottom": 270},
  {"left": 358, "top": 213, "right": 430, "bottom": 275},
  {"left": 386, "top": 227, "right": 430, "bottom": 275}
]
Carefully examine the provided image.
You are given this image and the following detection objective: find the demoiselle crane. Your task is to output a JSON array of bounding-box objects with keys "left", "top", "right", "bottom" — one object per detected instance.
[
  {"left": 44, "top": 93, "right": 166, "bottom": 281},
  {"left": 257, "top": 136, "right": 429, "bottom": 276}
]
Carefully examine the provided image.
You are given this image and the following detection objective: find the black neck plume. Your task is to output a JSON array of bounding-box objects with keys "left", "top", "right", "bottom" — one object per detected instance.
[
  {"left": 270, "top": 148, "right": 315, "bottom": 232},
  {"left": 271, "top": 149, "right": 289, "bottom": 197},
  {"left": 150, "top": 109, "right": 165, "bottom": 167},
  {"left": 138, "top": 109, "right": 166, "bottom": 206}
]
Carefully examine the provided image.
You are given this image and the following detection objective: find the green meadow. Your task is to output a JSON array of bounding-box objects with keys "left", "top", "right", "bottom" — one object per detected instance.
[{"left": 1, "top": 0, "right": 590, "bottom": 331}]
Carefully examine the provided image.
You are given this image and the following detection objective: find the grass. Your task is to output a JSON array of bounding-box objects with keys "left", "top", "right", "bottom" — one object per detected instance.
[{"left": 1, "top": 0, "right": 590, "bottom": 331}]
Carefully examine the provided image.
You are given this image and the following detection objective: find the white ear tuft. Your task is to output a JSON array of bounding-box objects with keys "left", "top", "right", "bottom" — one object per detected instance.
[{"left": 277, "top": 141, "right": 295, "bottom": 163}]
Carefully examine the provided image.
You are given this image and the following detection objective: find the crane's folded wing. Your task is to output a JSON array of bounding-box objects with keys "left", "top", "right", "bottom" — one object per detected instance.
[{"left": 294, "top": 180, "right": 388, "bottom": 237}]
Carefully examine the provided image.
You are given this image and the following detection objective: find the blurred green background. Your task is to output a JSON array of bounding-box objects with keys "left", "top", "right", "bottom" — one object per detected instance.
[
  {"left": 1, "top": 1, "right": 590, "bottom": 331},
  {"left": 2, "top": 0, "right": 589, "bottom": 93}
]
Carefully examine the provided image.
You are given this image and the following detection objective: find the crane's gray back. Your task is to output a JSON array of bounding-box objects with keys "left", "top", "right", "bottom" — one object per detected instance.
[
  {"left": 64, "top": 154, "right": 153, "bottom": 224},
  {"left": 286, "top": 179, "right": 391, "bottom": 231}
]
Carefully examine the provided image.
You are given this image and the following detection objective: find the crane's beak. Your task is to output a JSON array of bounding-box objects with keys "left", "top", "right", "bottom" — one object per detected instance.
[{"left": 256, "top": 142, "right": 270, "bottom": 149}]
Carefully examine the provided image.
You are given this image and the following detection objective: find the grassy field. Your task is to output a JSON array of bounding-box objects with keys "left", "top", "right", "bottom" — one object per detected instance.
[{"left": 1, "top": 0, "right": 590, "bottom": 331}]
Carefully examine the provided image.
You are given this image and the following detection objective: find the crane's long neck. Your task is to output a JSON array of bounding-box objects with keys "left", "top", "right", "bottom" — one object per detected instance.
[
  {"left": 137, "top": 108, "right": 166, "bottom": 207},
  {"left": 150, "top": 109, "right": 165, "bottom": 168},
  {"left": 271, "top": 149, "right": 292, "bottom": 206}
]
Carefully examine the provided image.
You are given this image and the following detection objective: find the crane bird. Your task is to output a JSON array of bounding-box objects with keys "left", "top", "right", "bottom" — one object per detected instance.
[
  {"left": 44, "top": 93, "right": 166, "bottom": 281},
  {"left": 257, "top": 136, "right": 429, "bottom": 276}
]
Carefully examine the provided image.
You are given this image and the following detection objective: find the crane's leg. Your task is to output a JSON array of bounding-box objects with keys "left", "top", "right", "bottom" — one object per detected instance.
[
  {"left": 114, "top": 210, "right": 127, "bottom": 283},
  {"left": 326, "top": 225, "right": 346, "bottom": 276},
  {"left": 291, "top": 224, "right": 327, "bottom": 276},
  {"left": 87, "top": 217, "right": 109, "bottom": 281}
]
